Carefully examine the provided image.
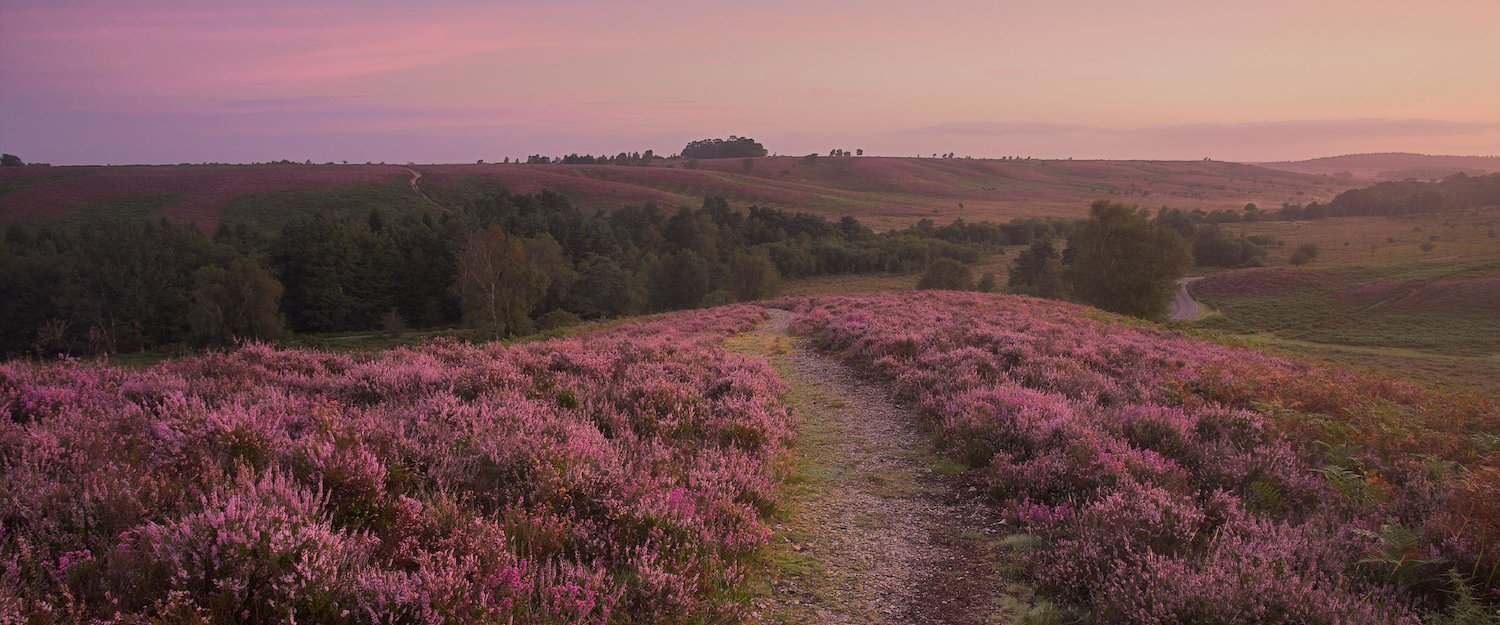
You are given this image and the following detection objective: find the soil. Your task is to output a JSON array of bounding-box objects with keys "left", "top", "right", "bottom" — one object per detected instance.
[{"left": 736, "top": 309, "right": 1031, "bottom": 625}]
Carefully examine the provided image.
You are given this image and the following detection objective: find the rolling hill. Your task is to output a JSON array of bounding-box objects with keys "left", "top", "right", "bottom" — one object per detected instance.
[
  {"left": 1257, "top": 152, "right": 1500, "bottom": 181},
  {"left": 2, "top": 157, "right": 1349, "bottom": 231}
]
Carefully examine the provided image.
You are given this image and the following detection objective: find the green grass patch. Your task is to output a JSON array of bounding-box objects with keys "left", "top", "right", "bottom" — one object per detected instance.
[
  {"left": 0, "top": 170, "right": 92, "bottom": 198},
  {"left": 45, "top": 193, "right": 182, "bottom": 224},
  {"left": 221, "top": 177, "right": 435, "bottom": 234}
]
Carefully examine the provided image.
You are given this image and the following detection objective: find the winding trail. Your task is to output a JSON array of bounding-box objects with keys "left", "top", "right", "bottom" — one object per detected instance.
[
  {"left": 731, "top": 309, "right": 1031, "bottom": 625},
  {"left": 400, "top": 166, "right": 448, "bottom": 211},
  {"left": 1170, "top": 276, "right": 1206, "bottom": 321}
]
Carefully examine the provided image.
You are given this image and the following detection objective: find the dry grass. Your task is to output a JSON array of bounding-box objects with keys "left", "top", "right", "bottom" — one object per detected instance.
[{"left": 1225, "top": 208, "right": 1500, "bottom": 267}]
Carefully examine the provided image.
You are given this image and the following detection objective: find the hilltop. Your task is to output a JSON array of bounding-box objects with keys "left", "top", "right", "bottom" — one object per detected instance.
[
  {"left": 1257, "top": 152, "right": 1500, "bottom": 181},
  {"left": 1, "top": 157, "right": 1346, "bottom": 231}
]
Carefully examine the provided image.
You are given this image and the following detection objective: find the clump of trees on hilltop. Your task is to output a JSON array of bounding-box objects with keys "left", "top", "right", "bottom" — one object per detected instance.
[{"left": 681, "top": 136, "right": 768, "bottom": 159}]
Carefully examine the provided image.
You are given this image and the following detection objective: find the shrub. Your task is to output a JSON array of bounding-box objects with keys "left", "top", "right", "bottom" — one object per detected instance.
[
  {"left": 1290, "top": 243, "right": 1321, "bottom": 265},
  {"left": 789, "top": 291, "right": 1498, "bottom": 621},
  {"left": 916, "top": 258, "right": 974, "bottom": 290}
]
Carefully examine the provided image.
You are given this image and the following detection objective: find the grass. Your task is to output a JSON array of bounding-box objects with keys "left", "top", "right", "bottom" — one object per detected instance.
[
  {"left": 1188, "top": 220, "right": 1500, "bottom": 398},
  {"left": 723, "top": 329, "right": 847, "bottom": 624},
  {"left": 221, "top": 176, "right": 436, "bottom": 234},
  {"left": 46, "top": 193, "right": 182, "bottom": 224},
  {"left": 0, "top": 170, "right": 91, "bottom": 198},
  {"left": 1226, "top": 210, "right": 1500, "bottom": 267}
]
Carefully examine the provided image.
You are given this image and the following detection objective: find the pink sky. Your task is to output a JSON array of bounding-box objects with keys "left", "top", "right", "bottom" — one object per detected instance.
[{"left": 2, "top": 0, "right": 1497, "bottom": 165}]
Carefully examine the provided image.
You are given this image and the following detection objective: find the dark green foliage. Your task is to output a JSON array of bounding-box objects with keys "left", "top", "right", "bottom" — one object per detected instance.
[
  {"left": 680, "top": 136, "right": 768, "bottom": 159},
  {"left": 567, "top": 257, "right": 644, "bottom": 318},
  {"left": 2, "top": 188, "right": 1041, "bottom": 354},
  {"left": 1193, "top": 225, "right": 1268, "bottom": 268},
  {"left": 1009, "top": 238, "right": 1069, "bottom": 298},
  {"left": 1290, "top": 243, "right": 1321, "bottom": 266},
  {"left": 270, "top": 216, "right": 361, "bottom": 333},
  {"left": 0, "top": 218, "right": 247, "bottom": 354},
  {"left": 1329, "top": 173, "right": 1500, "bottom": 217},
  {"left": 187, "top": 258, "right": 287, "bottom": 344},
  {"left": 1, "top": 153, "right": 22, "bottom": 166},
  {"left": 1067, "top": 200, "right": 1192, "bottom": 319},
  {"left": 651, "top": 250, "right": 712, "bottom": 310},
  {"left": 727, "top": 251, "right": 781, "bottom": 302},
  {"left": 916, "top": 258, "right": 974, "bottom": 291}
]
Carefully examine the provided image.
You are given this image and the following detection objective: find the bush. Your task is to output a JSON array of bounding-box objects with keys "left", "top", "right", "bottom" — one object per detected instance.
[
  {"left": 916, "top": 258, "right": 974, "bottom": 290},
  {"left": 537, "top": 308, "right": 581, "bottom": 331},
  {"left": 0, "top": 306, "right": 793, "bottom": 622},
  {"left": 1289, "top": 243, "right": 1321, "bottom": 266}
]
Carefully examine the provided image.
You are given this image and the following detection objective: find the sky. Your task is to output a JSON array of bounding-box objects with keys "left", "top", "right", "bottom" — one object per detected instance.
[{"left": 2, "top": 0, "right": 1498, "bottom": 165}]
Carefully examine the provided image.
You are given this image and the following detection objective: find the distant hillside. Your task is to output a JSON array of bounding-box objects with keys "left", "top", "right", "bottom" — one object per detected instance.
[
  {"left": 1257, "top": 152, "right": 1500, "bottom": 181},
  {"left": 1, "top": 157, "right": 1346, "bottom": 230},
  {"left": 0, "top": 163, "right": 426, "bottom": 229}
]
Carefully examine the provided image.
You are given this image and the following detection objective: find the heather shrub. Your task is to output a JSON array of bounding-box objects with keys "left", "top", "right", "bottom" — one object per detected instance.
[
  {"left": 788, "top": 291, "right": 1500, "bottom": 621},
  {"left": 0, "top": 305, "right": 792, "bottom": 622}
]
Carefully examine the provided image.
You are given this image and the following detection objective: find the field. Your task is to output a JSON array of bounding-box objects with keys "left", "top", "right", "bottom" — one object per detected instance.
[
  {"left": 6, "top": 291, "right": 1496, "bottom": 622},
  {"left": 1182, "top": 207, "right": 1500, "bottom": 397},
  {"left": 0, "top": 306, "right": 793, "bottom": 622},
  {"left": 0, "top": 164, "right": 423, "bottom": 230},
  {"left": 3, "top": 157, "right": 1349, "bottom": 231}
]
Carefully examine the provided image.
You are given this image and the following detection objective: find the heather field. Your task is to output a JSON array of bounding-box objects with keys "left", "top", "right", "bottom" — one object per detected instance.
[
  {"left": 5, "top": 291, "right": 1498, "bottom": 623},
  {"left": 0, "top": 306, "right": 795, "bottom": 623},
  {"left": 0, "top": 157, "right": 1346, "bottom": 231},
  {"left": 0, "top": 165, "right": 424, "bottom": 230},
  {"left": 410, "top": 157, "right": 1348, "bottom": 229},
  {"left": 787, "top": 292, "right": 1499, "bottom": 623}
]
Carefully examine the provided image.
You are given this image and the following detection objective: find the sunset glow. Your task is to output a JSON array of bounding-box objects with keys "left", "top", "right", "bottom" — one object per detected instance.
[{"left": 3, "top": 0, "right": 1497, "bottom": 164}]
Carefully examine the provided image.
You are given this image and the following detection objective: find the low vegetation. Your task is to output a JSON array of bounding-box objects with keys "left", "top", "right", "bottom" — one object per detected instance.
[
  {"left": 789, "top": 291, "right": 1499, "bottom": 623},
  {"left": 0, "top": 306, "right": 793, "bottom": 622}
]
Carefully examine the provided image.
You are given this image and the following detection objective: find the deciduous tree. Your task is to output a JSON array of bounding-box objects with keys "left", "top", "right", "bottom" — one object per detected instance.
[{"left": 1066, "top": 200, "right": 1191, "bottom": 319}]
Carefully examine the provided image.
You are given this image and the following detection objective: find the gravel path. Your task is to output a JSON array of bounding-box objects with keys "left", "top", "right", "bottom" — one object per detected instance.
[{"left": 741, "top": 309, "right": 1020, "bottom": 625}]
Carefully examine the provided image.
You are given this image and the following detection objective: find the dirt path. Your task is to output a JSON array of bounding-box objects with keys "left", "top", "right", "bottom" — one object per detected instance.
[
  {"left": 1170, "top": 276, "right": 1206, "bottom": 321},
  {"left": 730, "top": 309, "right": 1030, "bottom": 625},
  {"left": 400, "top": 166, "right": 448, "bottom": 211}
]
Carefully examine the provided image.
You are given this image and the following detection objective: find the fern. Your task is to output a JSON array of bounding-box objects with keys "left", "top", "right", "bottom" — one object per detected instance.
[
  {"left": 1425, "top": 569, "right": 1500, "bottom": 625},
  {"left": 1317, "top": 464, "right": 1367, "bottom": 500},
  {"left": 1247, "top": 479, "right": 1285, "bottom": 515},
  {"left": 1354, "top": 522, "right": 1450, "bottom": 587}
]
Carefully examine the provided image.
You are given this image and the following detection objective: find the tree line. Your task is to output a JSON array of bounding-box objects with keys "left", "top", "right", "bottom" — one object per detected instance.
[{"left": 0, "top": 192, "right": 1022, "bottom": 356}]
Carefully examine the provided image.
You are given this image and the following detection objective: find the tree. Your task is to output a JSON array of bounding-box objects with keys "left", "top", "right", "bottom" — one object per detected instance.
[
  {"left": 1066, "top": 200, "right": 1191, "bottom": 319},
  {"left": 681, "top": 136, "right": 767, "bottom": 159},
  {"left": 1, "top": 154, "right": 23, "bottom": 167},
  {"left": 452, "top": 226, "right": 551, "bottom": 337},
  {"left": 567, "top": 257, "right": 644, "bottom": 318},
  {"left": 727, "top": 251, "right": 780, "bottom": 301},
  {"left": 1008, "top": 238, "right": 1068, "bottom": 298},
  {"left": 650, "top": 250, "right": 712, "bottom": 310},
  {"left": 188, "top": 258, "right": 287, "bottom": 345},
  {"left": 916, "top": 258, "right": 974, "bottom": 290},
  {"left": 272, "top": 216, "right": 358, "bottom": 332}
]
